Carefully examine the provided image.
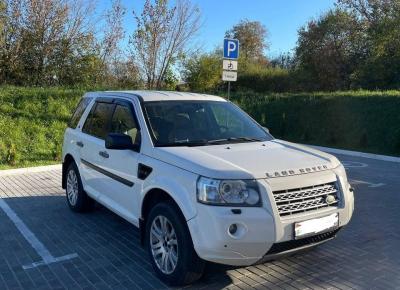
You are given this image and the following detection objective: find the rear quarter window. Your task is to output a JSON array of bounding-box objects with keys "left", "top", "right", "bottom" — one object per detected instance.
[{"left": 68, "top": 97, "right": 93, "bottom": 128}]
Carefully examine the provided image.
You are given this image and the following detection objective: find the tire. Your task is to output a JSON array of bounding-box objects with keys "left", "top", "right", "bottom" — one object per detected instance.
[
  {"left": 145, "top": 201, "right": 205, "bottom": 286},
  {"left": 65, "top": 162, "right": 94, "bottom": 212}
]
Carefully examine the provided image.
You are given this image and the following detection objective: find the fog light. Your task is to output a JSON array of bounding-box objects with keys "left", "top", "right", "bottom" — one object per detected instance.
[{"left": 229, "top": 224, "right": 238, "bottom": 235}]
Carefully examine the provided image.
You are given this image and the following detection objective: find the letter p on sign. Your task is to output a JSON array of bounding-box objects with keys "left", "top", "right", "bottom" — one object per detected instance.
[{"left": 223, "top": 39, "right": 239, "bottom": 59}]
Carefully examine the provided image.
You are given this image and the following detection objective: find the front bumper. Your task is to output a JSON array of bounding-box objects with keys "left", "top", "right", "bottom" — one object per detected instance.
[
  {"left": 187, "top": 174, "right": 354, "bottom": 266},
  {"left": 256, "top": 228, "right": 341, "bottom": 264}
]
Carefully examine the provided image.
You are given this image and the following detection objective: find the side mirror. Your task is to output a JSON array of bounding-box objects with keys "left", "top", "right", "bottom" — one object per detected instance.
[
  {"left": 262, "top": 126, "right": 270, "bottom": 133},
  {"left": 105, "top": 133, "right": 140, "bottom": 152}
]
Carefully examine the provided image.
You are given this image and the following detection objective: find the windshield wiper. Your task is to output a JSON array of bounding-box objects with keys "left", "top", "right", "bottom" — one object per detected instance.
[
  {"left": 207, "top": 137, "right": 263, "bottom": 144},
  {"left": 156, "top": 139, "right": 208, "bottom": 147},
  {"left": 156, "top": 137, "right": 264, "bottom": 147}
]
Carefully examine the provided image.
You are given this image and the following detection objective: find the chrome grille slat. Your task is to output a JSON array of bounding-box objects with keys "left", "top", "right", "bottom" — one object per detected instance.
[
  {"left": 272, "top": 182, "right": 339, "bottom": 217},
  {"left": 275, "top": 185, "right": 337, "bottom": 203},
  {"left": 277, "top": 198, "right": 338, "bottom": 215}
]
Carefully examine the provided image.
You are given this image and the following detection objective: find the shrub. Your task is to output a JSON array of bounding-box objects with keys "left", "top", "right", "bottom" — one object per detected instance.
[
  {"left": 236, "top": 64, "right": 292, "bottom": 93},
  {"left": 231, "top": 90, "right": 400, "bottom": 156}
]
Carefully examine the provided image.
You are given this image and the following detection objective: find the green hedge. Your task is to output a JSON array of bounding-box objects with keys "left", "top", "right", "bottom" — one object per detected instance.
[
  {"left": 0, "top": 87, "right": 399, "bottom": 169},
  {"left": 235, "top": 67, "right": 292, "bottom": 93},
  {"left": 232, "top": 90, "right": 400, "bottom": 156}
]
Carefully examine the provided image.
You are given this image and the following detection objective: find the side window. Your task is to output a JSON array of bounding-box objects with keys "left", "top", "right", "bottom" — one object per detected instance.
[
  {"left": 110, "top": 104, "right": 140, "bottom": 144},
  {"left": 82, "top": 102, "right": 115, "bottom": 139},
  {"left": 68, "top": 97, "right": 92, "bottom": 128}
]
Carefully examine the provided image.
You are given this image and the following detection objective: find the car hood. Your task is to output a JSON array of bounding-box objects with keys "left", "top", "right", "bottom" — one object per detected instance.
[{"left": 152, "top": 139, "right": 340, "bottom": 179}]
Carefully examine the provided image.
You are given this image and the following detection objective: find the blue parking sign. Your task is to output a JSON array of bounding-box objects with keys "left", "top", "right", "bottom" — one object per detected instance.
[{"left": 223, "top": 39, "right": 239, "bottom": 59}]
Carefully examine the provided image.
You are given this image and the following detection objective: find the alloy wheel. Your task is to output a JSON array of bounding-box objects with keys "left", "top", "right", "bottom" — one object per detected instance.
[
  {"left": 150, "top": 215, "right": 179, "bottom": 274},
  {"left": 66, "top": 170, "right": 79, "bottom": 206}
]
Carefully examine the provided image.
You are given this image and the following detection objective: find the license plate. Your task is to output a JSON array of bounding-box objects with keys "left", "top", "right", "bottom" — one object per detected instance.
[{"left": 295, "top": 213, "right": 338, "bottom": 239}]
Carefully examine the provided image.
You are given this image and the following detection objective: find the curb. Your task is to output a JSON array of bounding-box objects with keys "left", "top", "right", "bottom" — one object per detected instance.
[
  {"left": 309, "top": 145, "right": 400, "bottom": 163},
  {"left": 0, "top": 164, "right": 61, "bottom": 177}
]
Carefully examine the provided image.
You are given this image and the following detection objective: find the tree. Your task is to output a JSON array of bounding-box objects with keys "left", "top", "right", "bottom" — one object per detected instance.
[
  {"left": 131, "top": 0, "right": 201, "bottom": 89},
  {"left": 182, "top": 50, "right": 221, "bottom": 92},
  {"left": 270, "top": 53, "right": 295, "bottom": 70},
  {"left": 337, "top": 0, "right": 400, "bottom": 89},
  {"left": 350, "top": 11, "right": 400, "bottom": 88},
  {"left": 110, "top": 58, "right": 142, "bottom": 88},
  {"left": 337, "top": 0, "right": 400, "bottom": 24},
  {"left": 294, "top": 9, "right": 365, "bottom": 91},
  {"left": 100, "top": 0, "right": 126, "bottom": 65},
  {"left": 0, "top": 0, "right": 25, "bottom": 84},
  {"left": 0, "top": 0, "right": 99, "bottom": 86},
  {"left": 98, "top": 0, "right": 131, "bottom": 86},
  {"left": 0, "top": 1, "right": 5, "bottom": 46},
  {"left": 225, "top": 19, "right": 268, "bottom": 63}
]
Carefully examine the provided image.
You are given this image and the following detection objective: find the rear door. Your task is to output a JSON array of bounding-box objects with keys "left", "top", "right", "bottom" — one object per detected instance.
[
  {"left": 78, "top": 99, "right": 115, "bottom": 199},
  {"left": 99, "top": 99, "right": 142, "bottom": 224}
]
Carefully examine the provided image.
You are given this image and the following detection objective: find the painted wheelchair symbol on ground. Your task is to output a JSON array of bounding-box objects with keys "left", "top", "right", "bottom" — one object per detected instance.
[
  {"left": 342, "top": 161, "right": 368, "bottom": 168},
  {"left": 342, "top": 161, "right": 385, "bottom": 187},
  {"left": 350, "top": 179, "right": 385, "bottom": 188}
]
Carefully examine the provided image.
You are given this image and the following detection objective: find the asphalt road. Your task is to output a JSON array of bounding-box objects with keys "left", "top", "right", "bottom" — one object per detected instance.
[{"left": 0, "top": 153, "right": 399, "bottom": 290}]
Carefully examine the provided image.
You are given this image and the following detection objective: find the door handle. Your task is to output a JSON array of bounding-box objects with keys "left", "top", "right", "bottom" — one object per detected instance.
[
  {"left": 76, "top": 141, "right": 84, "bottom": 148},
  {"left": 99, "top": 151, "right": 109, "bottom": 158}
]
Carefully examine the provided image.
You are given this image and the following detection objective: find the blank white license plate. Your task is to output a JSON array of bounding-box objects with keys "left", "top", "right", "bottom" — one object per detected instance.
[{"left": 295, "top": 213, "right": 338, "bottom": 239}]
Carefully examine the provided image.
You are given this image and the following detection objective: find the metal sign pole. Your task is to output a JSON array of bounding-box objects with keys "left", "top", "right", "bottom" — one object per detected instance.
[
  {"left": 228, "top": 81, "right": 231, "bottom": 100},
  {"left": 222, "top": 39, "right": 239, "bottom": 101}
]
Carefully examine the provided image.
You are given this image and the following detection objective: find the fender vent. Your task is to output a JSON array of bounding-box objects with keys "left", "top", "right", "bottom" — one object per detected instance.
[{"left": 138, "top": 163, "right": 152, "bottom": 180}]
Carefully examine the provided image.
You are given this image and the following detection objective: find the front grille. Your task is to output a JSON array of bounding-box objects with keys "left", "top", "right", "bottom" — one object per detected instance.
[
  {"left": 266, "top": 228, "right": 340, "bottom": 255},
  {"left": 272, "top": 182, "right": 339, "bottom": 217}
]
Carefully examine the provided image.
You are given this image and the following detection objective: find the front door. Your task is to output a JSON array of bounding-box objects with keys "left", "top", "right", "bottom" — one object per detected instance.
[
  {"left": 99, "top": 99, "right": 142, "bottom": 225},
  {"left": 79, "top": 100, "right": 115, "bottom": 200}
]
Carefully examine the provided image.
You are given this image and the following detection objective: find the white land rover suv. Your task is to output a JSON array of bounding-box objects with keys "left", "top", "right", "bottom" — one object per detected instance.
[{"left": 62, "top": 91, "right": 354, "bottom": 285}]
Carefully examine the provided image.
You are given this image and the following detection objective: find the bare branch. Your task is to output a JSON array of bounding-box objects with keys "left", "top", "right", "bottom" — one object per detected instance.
[
  {"left": 100, "top": 0, "right": 126, "bottom": 63},
  {"left": 131, "top": 0, "right": 201, "bottom": 89}
]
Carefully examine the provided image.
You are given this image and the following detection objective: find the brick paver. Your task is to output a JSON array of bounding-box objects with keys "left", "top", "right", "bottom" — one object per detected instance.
[{"left": 0, "top": 155, "right": 399, "bottom": 289}]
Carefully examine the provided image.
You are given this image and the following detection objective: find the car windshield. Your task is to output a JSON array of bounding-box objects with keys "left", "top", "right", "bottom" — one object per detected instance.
[{"left": 143, "top": 100, "right": 273, "bottom": 147}]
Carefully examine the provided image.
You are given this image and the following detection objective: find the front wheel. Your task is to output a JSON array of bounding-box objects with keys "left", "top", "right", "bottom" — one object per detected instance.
[
  {"left": 146, "top": 202, "right": 205, "bottom": 286},
  {"left": 65, "top": 162, "right": 94, "bottom": 212}
]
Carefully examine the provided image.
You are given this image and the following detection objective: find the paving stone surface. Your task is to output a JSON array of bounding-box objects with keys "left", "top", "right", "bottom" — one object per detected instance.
[{"left": 0, "top": 154, "right": 399, "bottom": 289}]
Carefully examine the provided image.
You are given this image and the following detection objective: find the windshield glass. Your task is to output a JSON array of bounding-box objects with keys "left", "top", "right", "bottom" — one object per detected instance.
[{"left": 143, "top": 101, "right": 273, "bottom": 146}]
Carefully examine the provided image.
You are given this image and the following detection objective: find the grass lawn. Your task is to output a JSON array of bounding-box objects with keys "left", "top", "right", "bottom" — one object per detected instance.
[{"left": 1, "top": 87, "right": 399, "bottom": 169}]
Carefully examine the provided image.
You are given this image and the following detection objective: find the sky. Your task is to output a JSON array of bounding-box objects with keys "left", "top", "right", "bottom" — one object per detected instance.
[{"left": 98, "top": 0, "right": 336, "bottom": 58}]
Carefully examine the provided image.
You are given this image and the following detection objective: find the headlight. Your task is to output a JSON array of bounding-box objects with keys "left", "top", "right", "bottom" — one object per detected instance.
[{"left": 197, "top": 177, "right": 261, "bottom": 206}]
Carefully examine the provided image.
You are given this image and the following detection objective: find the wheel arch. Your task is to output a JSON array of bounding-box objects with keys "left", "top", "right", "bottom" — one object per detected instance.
[
  {"left": 140, "top": 188, "right": 187, "bottom": 246},
  {"left": 142, "top": 187, "right": 205, "bottom": 284},
  {"left": 62, "top": 154, "right": 76, "bottom": 189}
]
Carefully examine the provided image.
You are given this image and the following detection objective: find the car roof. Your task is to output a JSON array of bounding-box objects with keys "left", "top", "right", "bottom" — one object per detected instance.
[{"left": 85, "top": 90, "right": 227, "bottom": 102}]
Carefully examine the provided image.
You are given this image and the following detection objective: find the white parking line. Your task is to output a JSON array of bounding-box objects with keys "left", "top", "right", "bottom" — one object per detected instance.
[
  {"left": 350, "top": 179, "right": 385, "bottom": 188},
  {"left": 342, "top": 161, "right": 368, "bottom": 168},
  {"left": 0, "top": 198, "right": 78, "bottom": 269},
  {"left": 309, "top": 145, "right": 400, "bottom": 163}
]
